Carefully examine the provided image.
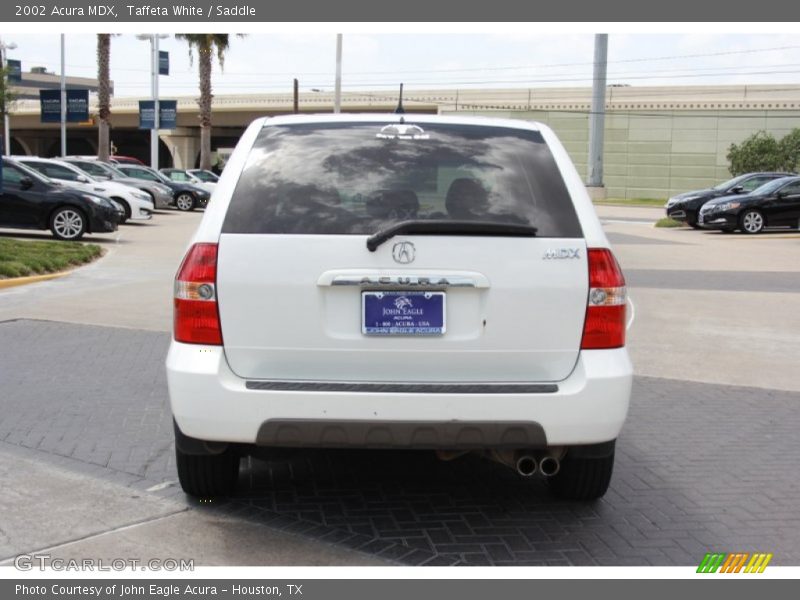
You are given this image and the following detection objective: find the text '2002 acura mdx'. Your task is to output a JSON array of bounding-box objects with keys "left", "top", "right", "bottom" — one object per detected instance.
[{"left": 167, "top": 114, "right": 633, "bottom": 501}]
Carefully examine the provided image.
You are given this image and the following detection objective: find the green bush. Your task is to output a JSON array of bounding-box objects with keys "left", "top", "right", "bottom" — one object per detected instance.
[
  {"left": 727, "top": 129, "right": 800, "bottom": 175},
  {"left": 0, "top": 239, "right": 102, "bottom": 279}
]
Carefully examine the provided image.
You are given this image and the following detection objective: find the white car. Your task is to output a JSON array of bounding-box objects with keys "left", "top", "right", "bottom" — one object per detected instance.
[
  {"left": 16, "top": 157, "right": 155, "bottom": 223},
  {"left": 161, "top": 168, "right": 217, "bottom": 192},
  {"left": 167, "top": 114, "right": 633, "bottom": 500}
]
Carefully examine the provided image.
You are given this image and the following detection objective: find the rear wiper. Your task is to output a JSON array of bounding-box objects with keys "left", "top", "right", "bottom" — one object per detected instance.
[{"left": 366, "top": 219, "right": 537, "bottom": 252}]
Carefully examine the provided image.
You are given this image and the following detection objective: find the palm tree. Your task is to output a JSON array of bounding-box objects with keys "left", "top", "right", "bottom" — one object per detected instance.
[
  {"left": 176, "top": 34, "right": 240, "bottom": 170},
  {"left": 96, "top": 34, "right": 111, "bottom": 161}
]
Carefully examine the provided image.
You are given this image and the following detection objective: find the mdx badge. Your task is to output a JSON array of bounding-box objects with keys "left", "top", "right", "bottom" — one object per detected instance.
[
  {"left": 543, "top": 248, "right": 581, "bottom": 259},
  {"left": 392, "top": 241, "right": 416, "bottom": 264}
]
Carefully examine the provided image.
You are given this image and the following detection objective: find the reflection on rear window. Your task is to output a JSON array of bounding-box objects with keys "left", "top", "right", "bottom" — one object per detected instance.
[{"left": 222, "top": 122, "right": 582, "bottom": 237}]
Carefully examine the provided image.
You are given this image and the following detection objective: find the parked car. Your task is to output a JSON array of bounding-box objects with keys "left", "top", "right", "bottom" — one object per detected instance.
[
  {"left": 698, "top": 176, "right": 800, "bottom": 234},
  {"left": 1, "top": 158, "right": 119, "bottom": 240},
  {"left": 665, "top": 172, "right": 793, "bottom": 227},
  {"left": 108, "top": 155, "right": 145, "bottom": 166},
  {"left": 160, "top": 168, "right": 216, "bottom": 192},
  {"left": 167, "top": 114, "right": 632, "bottom": 501},
  {"left": 187, "top": 169, "right": 219, "bottom": 183},
  {"left": 116, "top": 165, "right": 210, "bottom": 211},
  {"left": 62, "top": 158, "right": 175, "bottom": 209},
  {"left": 15, "top": 157, "right": 154, "bottom": 224}
]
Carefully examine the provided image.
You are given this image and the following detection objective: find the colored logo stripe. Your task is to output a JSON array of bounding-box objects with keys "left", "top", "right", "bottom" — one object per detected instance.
[{"left": 697, "top": 552, "right": 772, "bottom": 573}]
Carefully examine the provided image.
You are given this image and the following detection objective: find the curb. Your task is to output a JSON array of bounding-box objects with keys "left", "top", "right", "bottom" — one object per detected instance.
[{"left": 0, "top": 270, "right": 73, "bottom": 290}]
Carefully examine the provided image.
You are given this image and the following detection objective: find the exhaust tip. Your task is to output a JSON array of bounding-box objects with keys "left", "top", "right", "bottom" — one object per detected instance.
[
  {"left": 515, "top": 455, "right": 537, "bottom": 477},
  {"left": 539, "top": 456, "right": 560, "bottom": 477}
]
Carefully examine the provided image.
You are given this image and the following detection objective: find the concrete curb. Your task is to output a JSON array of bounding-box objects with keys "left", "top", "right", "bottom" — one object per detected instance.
[{"left": 0, "top": 270, "right": 73, "bottom": 290}]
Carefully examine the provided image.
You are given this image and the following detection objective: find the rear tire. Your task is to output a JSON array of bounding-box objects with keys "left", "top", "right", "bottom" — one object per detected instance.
[
  {"left": 548, "top": 451, "right": 615, "bottom": 501},
  {"left": 176, "top": 446, "right": 240, "bottom": 497}
]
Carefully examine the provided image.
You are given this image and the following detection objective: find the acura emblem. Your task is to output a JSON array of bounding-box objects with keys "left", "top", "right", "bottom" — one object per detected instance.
[{"left": 392, "top": 241, "right": 416, "bottom": 264}]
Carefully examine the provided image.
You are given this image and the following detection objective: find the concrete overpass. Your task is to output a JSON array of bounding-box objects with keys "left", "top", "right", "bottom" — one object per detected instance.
[{"left": 6, "top": 84, "right": 800, "bottom": 197}]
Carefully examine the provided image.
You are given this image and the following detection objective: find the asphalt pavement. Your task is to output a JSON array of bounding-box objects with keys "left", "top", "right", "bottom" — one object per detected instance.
[{"left": 1, "top": 204, "right": 799, "bottom": 566}]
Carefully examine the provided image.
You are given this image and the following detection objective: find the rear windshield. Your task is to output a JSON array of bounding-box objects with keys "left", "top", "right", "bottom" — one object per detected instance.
[{"left": 222, "top": 122, "right": 582, "bottom": 237}]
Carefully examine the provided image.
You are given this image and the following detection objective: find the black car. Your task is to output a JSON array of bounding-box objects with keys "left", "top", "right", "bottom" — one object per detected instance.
[
  {"left": 116, "top": 165, "right": 210, "bottom": 211},
  {"left": 665, "top": 172, "right": 793, "bottom": 228},
  {"left": 1, "top": 158, "right": 120, "bottom": 241},
  {"left": 698, "top": 176, "right": 800, "bottom": 234}
]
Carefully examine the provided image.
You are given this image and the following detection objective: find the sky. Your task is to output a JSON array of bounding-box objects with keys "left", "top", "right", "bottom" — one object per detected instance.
[{"left": 3, "top": 33, "right": 800, "bottom": 99}]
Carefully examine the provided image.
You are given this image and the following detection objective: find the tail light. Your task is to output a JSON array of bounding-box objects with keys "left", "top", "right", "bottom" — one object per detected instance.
[
  {"left": 581, "top": 248, "right": 626, "bottom": 349},
  {"left": 174, "top": 243, "right": 222, "bottom": 345}
]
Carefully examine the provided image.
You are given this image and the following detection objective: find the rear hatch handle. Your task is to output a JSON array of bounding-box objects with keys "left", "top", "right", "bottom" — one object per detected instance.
[{"left": 366, "top": 219, "right": 538, "bottom": 252}]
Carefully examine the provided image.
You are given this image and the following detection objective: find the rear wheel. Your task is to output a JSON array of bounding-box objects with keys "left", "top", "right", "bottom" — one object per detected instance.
[
  {"left": 548, "top": 451, "right": 615, "bottom": 501},
  {"left": 175, "top": 193, "right": 196, "bottom": 212},
  {"left": 50, "top": 207, "right": 87, "bottom": 241},
  {"left": 176, "top": 446, "right": 240, "bottom": 497},
  {"left": 740, "top": 209, "right": 764, "bottom": 234}
]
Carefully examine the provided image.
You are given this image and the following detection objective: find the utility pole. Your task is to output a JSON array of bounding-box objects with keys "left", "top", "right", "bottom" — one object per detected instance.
[
  {"left": 334, "top": 34, "right": 342, "bottom": 114},
  {"left": 60, "top": 34, "right": 66, "bottom": 157},
  {"left": 587, "top": 33, "right": 608, "bottom": 197},
  {"left": 293, "top": 78, "right": 299, "bottom": 114}
]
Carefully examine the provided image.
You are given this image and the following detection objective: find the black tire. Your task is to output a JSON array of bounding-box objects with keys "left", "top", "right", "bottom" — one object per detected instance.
[
  {"left": 740, "top": 209, "right": 765, "bottom": 234},
  {"left": 113, "top": 198, "right": 130, "bottom": 223},
  {"left": 548, "top": 452, "right": 615, "bottom": 501},
  {"left": 49, "top": 206, "right": 87, "bottom": 241},
  {"left": 176, "top": 446, "right": 240, "bottom": 497},
  {"left": 175, "top": 192, "right": 196, "bottom": 212}
]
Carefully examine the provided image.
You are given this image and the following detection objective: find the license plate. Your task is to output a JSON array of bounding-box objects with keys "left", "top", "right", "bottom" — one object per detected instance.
[{"left": 362, "top": 291, "right": 446, "bottom": 335}]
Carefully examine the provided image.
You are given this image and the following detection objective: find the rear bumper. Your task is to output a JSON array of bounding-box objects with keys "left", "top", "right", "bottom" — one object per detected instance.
[{"left": 167, "top": 343, "right": 633, "bottom": 449}]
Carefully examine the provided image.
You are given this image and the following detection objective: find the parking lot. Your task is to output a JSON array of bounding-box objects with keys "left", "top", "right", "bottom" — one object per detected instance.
[{"left": 1, "top": 206, "right": 800, "bottom": 566}]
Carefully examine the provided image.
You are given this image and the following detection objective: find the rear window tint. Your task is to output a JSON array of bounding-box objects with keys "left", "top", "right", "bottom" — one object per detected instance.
[{"left": 222, "top": 122, "right": 582, "bottom": 237}]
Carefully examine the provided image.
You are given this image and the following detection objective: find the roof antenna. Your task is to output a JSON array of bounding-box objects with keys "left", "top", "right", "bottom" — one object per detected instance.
[{"left": 395, "top": 83, "right": 405, "bottom": 118}]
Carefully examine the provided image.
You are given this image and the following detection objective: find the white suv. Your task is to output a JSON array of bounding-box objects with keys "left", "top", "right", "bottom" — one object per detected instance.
[{"left": 167, "top": 114, "right": 632, "bottom": 501}]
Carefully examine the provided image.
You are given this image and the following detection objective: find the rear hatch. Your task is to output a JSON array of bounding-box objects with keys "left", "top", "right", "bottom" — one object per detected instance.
[{"left": 216, "top": 120, "right": 587, "bottom": 383}]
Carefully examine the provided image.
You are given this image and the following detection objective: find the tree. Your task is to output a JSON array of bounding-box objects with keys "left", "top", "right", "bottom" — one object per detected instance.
[
  {"left": 97, "top": 34, "right": 112, "bottom": 161},
  {"left": 0, "top": 64, "right": 16, "bottom": 151},
  {"left": 727, "top": 131, "right": 783, "bottom": 175},
  {"left": 778, "top": 129, "right": 800, "bottom": 173},
  {"left": 176, "top": 34, "right": 242, "bottom": 170},
  {"left": 727, "top": 129, "right": 800, "bottom": 175}
]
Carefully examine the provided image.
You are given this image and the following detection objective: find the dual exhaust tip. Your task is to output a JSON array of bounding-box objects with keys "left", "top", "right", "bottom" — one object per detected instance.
[{"left": 515, "top": 453, "right": 560, "bottom": 478}]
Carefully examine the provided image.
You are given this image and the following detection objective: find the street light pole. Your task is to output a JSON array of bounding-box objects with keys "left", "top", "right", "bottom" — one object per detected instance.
[
  {"left": 137, "top": 34, "right": 167, "bottom": 170},
  {"left": 60, "top": 34, "right": 66, "bottom": 157},
  {"left": 334, "top": 34, "right": 342, "bottom": 114},
  {"left": 151, "top": 35, "right": 160, "bottom": 169},
  {"left": 0, "top": 38, "right": 18, "bottom": 156}
]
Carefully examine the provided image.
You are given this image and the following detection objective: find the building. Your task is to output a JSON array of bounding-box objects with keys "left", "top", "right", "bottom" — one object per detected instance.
[{"left": 6, "top": 84, "right": 800, "bottom": 199}]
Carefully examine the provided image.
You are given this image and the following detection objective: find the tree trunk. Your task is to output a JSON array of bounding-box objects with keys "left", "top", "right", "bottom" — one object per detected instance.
[
  {"left": 200, "top": 126, "right": 211, "bottom": 170},
  {"left": 97, "top": 34, "right": 111, "bottom": 160},
  {"left": 198, "top": 44, "right": 213, "bottom": 170}
]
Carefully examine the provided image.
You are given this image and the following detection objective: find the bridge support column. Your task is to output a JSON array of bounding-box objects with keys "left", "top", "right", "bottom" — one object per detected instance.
[{"left": 159, "top": 128, "right": 200, "bottom": 170}]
